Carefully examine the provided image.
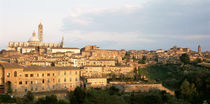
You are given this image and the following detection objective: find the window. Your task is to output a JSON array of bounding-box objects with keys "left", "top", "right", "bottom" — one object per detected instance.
[
  {"left": 25, "top": 88, "right": 27, "bottom": 92},
  {"left": 25, "top": 81, "right": 28, "bottom": 84},
  {"left": 25, "top": 74, "right": 28, "bottom": 77},
  {"left": 64, "top": 78, "right": 66, "bottom": 82},
  {"left": 31, "top": 87, "right": 33, "bottom": 91},
  {"left": 52, "top": 73, "right": 55, "bottom": 76},
  {"left": 48, "top": 79, "right": 50, "bottom": 83},
  {"left": 14, "top": 71, "right": 17, "bottom": 77},
  {"left": 42, "top": 79, "right": 44, "bottom": 83},
  {"left": 64, "top": 72, "right": 66, "bottom": 75},
  {"left": 42, "top": 73, "right": 44, "bottom": 77},
  {"left": 75, "top": 78, "right": 78, "bottom": 81},
  {"left": 70, "top": 78, "right": 72, "bottom": 82},
  {"left": 37, "top": 74, "right": 39, "bottom": 77},
  {"left": 30, "top": 74, "right": 33, "bottom": 77},
  {"left": 58, "top": 79, "right": 60, "bottom": 83},
  {"left": 31, "top": 81, "right": 33, "bottom": 84},
  {"left": 7, "top": 73, "right": 10, "bottom": 77},
  {"left": 75, "top": 71, "right": 77, "bottom": 75},
  {"left": 47, "top": 73, "right": 50, "bottom": 76},
  {"left": 19, "top": 81, "right": 22, "bottom": 85}
]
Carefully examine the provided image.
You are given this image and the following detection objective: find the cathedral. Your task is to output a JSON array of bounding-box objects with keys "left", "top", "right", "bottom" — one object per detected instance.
[{"left": 7, "top": 23, "right": 65, "bottom": 53}]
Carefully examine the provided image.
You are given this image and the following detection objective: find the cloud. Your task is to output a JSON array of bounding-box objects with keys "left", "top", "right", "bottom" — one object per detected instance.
[
  {"left": 183, "top": 35, "right": 210, "bottom": 39},
  {"left": 63, "top": 0, "right": 210, "bottom": 35},
  {"left": 61, "top": 0, "right": 210, "bottom": 50},
  {"left": 63, "top": 30, "right": 154, "bottom": 49}
]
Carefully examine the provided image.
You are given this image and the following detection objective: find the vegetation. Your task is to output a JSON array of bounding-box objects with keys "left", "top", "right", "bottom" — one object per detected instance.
[
  {"left": 143, "top": 63, "right": 210, "bottom": 104},
  {"left": 180, "top": 53, "right": 190, "bottom": 65},
  {"left": 68, "top": 87, "right": 182, "bottom": 104}
]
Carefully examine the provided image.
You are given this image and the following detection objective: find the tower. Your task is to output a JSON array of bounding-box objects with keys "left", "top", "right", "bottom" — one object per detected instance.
[
  {"left": 38, "top": 23, "right": 43, "bottom": 42},
  {"left": 61, "top": 36, "right": 64, "bottom": 48},
  {"left": 198, "top": 45, "right": 202, "bottom": 55},
  {"left": 32, "top": 31, "right": 36, "bottom": 37}
]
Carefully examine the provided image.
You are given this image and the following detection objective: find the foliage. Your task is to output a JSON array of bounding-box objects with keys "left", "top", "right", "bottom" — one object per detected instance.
[
  {"left": 138, "top": 56, "right": 147, "bottom": 64},
  {"left": 176, "top": 79, "right": 198, "bottom": 102},
  {"left": 180, "top": 53, "right": 190, "bottom": 65},
  {"left": 144, "top": 64, "right": 210, "bottom": 104},
  {"left": 24, "top": 91, "right": 34, "bottom": 103},
  {"left": 68, "top": 87, "right": 126, "bottom": 104},
  {"left": 36, "top": 95, "right": 58, "bottom": 104},
  {"left": 124, "top": 90, "right": 183, "bottom": 104},
  {"left": 0, "top": 94, "right": 16, "bottom": 103}
]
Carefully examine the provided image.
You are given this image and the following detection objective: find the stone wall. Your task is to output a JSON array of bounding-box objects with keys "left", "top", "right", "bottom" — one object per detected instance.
[{"left": 110, "top": 82, "right": 174, "bottom": 95}]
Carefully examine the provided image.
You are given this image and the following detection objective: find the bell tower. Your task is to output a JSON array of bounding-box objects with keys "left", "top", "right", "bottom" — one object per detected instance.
[
  {"left": 61, "top": 36, "right": 64, "bottom": 48},
  {"left": 198, "top": 45, "right": 202, "bottom": 55},
  {"left": 38, "top": 23, "right": 43, "bottom": 42}
]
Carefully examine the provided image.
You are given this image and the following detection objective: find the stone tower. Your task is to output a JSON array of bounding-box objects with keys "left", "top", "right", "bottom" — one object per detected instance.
[
  {"left": 198, "top": 45, "right": 202, "bottom": 55},
  {"left": 61, "top": 36, "right": 64, "bottom": 48},
  {"left": 38, "top": 23, "right": 43, "bottom": 42},
  {"left": 32, "top": 31, "right": 36, "bottom": 37}
]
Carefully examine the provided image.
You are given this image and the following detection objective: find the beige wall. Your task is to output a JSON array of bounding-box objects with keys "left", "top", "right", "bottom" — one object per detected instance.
[
  {"left": 87, "top": 78, "right": 107, "bottom": 88},
  {"left": 2, "top": 66, "right": 80, "bottom": 97}
]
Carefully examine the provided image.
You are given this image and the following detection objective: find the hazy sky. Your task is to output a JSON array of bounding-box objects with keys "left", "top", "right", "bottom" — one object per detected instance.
[{"left": 0, "top": 0, "right": 210, "bottom": 51}]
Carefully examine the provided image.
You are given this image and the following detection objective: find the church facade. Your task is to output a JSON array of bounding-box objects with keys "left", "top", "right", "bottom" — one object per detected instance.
[{"left": 7, "top": 23, "right": 65, "bottom": 53}]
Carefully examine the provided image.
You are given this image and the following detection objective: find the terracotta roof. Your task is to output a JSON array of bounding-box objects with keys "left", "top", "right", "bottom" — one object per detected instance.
[
  {"left": 23, "top": 66, "right": 81, "bottom": 71},
  {"left": 88, "top": 59, "right": 116, "bottom": 61},
  {"left": 51, "top": 48, "right": 80, "bottom": 49},
  {"left": 0, "top": 63, "right": 23, "bottom": 69}
]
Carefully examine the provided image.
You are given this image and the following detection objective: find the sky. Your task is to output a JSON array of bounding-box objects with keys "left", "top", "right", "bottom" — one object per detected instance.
[{"left": 0, "top": 0, "right": 210, "bottom": 51}]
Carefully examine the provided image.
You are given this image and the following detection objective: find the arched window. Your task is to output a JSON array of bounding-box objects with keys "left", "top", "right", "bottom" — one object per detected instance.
[{"left": 14, "top": 71, "right": 17, "bottom": 77}]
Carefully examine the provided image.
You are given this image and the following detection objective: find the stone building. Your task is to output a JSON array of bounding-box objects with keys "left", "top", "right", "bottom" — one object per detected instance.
[
  {"left": 7, "top": 23, "right": 75, "bottom": 54},
  {"left": 0, "top": 63, "right": 80, "bottom": 97}
]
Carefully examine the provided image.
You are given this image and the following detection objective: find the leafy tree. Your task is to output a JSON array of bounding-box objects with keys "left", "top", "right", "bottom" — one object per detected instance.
[
  {"left": 179, "top": 79, "right": 198, "bottom": 102},
  {"left": 180, "top": 53, "right": 190, "bottom": 65},
  {"left": 107, "top": 86, "right": 120, "bottom": 95},
  {"left": 0, "top": 94, "right": 16, "bottom": 103},
  {"left": 68, "top": 87, "right": 87, "bottom": 104},
  {"left": 138, "top": 56, "right": 147, "bottom": 64},
  {"left": 24, "top": 91, "right": 34, "bottom": 103},
  {"left": 57, "top": 99, "right": 68, "bottom": 104},
  {"left": 36, "top": 95, "right": 57, "bottom": 104},
  {"left": 45, "top": 95, "right": 57, "bottom": 104}
]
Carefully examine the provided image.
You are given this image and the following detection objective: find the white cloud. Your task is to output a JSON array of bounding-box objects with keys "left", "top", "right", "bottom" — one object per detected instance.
[
  {"left": 64, "top": 31, "right": 153, "bottom": 43},
  {"left": 183, "top": 35, "right": 210, "bottom": 39},
  {"left": 65, "top": 4, "right": 143, "bottom": 26}
]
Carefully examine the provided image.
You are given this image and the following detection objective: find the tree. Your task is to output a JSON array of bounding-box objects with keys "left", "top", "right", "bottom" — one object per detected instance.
[
  {"left": 68, "top": 87, "right": 87, "bottom": 104},
  {"left": 138, "top": 56, "right": 147, "bottom": 64},
  {"left": 24, "top": 91, "right": 34, "bottom": 103},
  {"left": 179, "top": 79, "right": 198, "bottom": 102},
  {"left": 180, "top": 53, "right": 190, "bottom": 65},
  {"left": 36, "top": 95, "right": 58, "bottom": 104},
  {"left": 7, "top": 82, "right": 12, "bottom": 94}
]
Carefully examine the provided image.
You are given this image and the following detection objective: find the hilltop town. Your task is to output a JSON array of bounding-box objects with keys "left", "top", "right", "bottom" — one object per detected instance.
[{"left": 0, "top": 23, "right": 210, "bottom": 103}]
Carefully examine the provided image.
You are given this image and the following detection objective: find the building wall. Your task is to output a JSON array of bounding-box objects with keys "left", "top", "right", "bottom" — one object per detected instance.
[
  {"left": 1, "top": 65, "right": 80, "bottom": 97},
  {"left": 51, "top": 48, "right": 80, "bottom": 54},
  {"left": 86, "top": 78, "right": 107, "bottom": 88}
]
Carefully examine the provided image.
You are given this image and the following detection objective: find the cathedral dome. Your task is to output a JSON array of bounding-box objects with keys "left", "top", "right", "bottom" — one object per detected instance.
[
  {"left": 28, "top": 31, "right": 40, "bottom": 42},
  {"left": 28, "top": 36, "right": 40, "bottom": 42}
]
